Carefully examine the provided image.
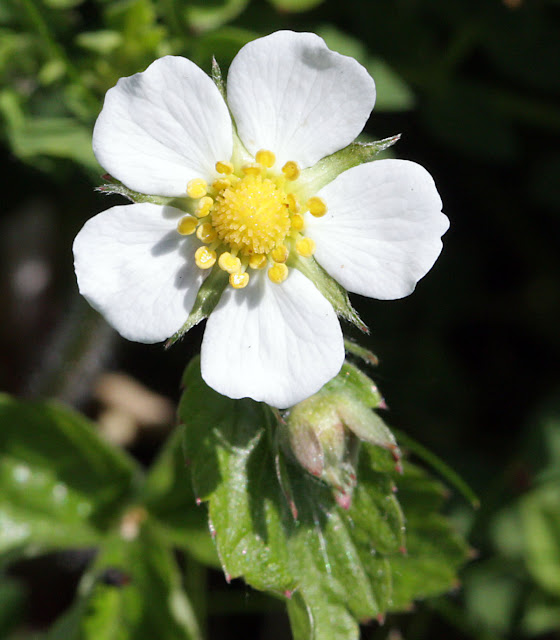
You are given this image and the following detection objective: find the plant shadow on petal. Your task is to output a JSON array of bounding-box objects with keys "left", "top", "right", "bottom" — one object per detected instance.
[
  {"left": 300, "top": 44, "right": 336, "bottom": 72},
  {"left": 150, "top": 230, "right": 181, "bottom": 257}
]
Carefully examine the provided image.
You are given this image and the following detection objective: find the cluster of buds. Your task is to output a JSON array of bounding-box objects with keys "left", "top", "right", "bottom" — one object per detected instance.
[{"left": 280, "top": 359, "right": 400, "bottom": 509}]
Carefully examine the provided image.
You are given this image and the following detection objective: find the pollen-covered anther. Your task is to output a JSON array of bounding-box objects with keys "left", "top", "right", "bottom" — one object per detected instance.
[
  {"left": 256, "top": 149, "right": 276, "bottom": 168},
  {"left": 242, "top": 163, "right": 263, "bottom": 177},
  {"left": 195, "top": 196, "right": 214, "bottom": 218},
  {"left": 268, "top": 263, "right": 289, "bottom": 284},
  {"left": 249, "top": 254, "right": 267, "bottom": 270},
  {"left": 215, "top": 160, "right": 234, "bottom": 175},
  {"left": 271, "top": 244, "right": 289, "bottom": 264},
  {"left": 287, "top": 193, "right": 300, "bottom": 213},
  {"left": 177, "top": 215, "right": 198, "bottom": 236},
  {"left": 282, "top": 161, "right": 300, "bottom": 181},
  {"left": 296, "top": 236, "right": 316, "bottom": 258},
  {"left": 307, "top": 196, "right": 328, "bottom": 217},
  {"left": 230, "top": 272, "right": 250, "bottom": 289},
  {"left": 187, "top": 178, "right": 207, "bottom": 199},
  {"left": 290, "top": 214, "right": 305, "bottom": 232},
  {"left": 218, "top": 252, "right": 242, "bottom": 274},
  {"left": 195, "top": 246, "right": 216, "bottom": 269},
  {"left": 212, "top": 177, "right": 231, "bottom": 192},
  {"left": 196, "top": 222, "right": 217, "bottom": 244}
]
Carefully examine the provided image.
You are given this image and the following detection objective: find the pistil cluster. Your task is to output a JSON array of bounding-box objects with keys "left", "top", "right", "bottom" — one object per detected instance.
[{"left": 176, "top": 149, "right": 328, "bottom": 289}]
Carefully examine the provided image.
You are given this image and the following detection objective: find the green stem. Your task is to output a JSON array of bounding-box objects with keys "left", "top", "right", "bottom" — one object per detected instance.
[{"left": 183, "top": 555, "right": 208, "bottom": 639}]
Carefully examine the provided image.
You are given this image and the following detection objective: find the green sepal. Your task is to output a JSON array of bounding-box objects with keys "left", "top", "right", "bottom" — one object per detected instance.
[
  {"left": 344, "top": 339, "right": 379, "bottom": 367},
  {"left": 290, "top": 255, "right": 367, "bottom": 332},
  {"left": 297, "top": 135, "right": 401, "bottom": 199},
  {"left": 211, "top": 57, "right": 226, "bottom": 100},
  {"left": 96, "top": 176, "right": 190, "bottom": 211},
  {"left": 166, "top": 265, "right": 229, "bottom": 347}
]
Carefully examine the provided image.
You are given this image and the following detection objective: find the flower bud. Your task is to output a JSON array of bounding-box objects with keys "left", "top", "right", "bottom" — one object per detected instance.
[{"left": 281, "top": 363, "right": 400, "bottom": 509}]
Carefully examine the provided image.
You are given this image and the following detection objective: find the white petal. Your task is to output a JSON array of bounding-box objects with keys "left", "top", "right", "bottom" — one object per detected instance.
[
  {"left": 306, "top": 159, "right": 449, "bottom": 300},
  {"left": 227, "top": 31, "right": 376, "bottom": 170},
  {"left": 73, "top": 203, "right": 204, "bottom": 343},
  {"left": 201, "top": 269, "right": 344, "bottom": 408},
  {"left": 93, "top": 56, "right": 232, "bottom": 197}
]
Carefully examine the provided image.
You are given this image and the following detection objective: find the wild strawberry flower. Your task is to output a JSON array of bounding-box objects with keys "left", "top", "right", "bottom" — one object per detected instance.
[{"left": 73, "top": 31, "right": 449, "bottom": 409}]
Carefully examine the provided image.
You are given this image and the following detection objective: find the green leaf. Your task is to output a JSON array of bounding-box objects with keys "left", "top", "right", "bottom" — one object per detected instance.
[
  {"left": 179, "top": 359, "right": 469, "bottom": 639},
  {"left": 143, "top": 428, "right": 219, "bottom": 567},
  {"left": 184, "top": 0, "right": 249, "bottom": 32},
  {"left": 0, "top": 395, "right": 141, "bottom": 560},
  {"left": 0, "top": 575, "right": 25, "bottom": 637},
  {"left": 521, "top": 483, "right": 560, "bottom": 596},
  {"left": 47, "top": 525, "right": 201, "bottom": 640},
  {"left": 267, "top": 0, "right": 325, "bottom": 12},
  {"left": 0, "top": 91, "right": 97, "bottom": 170}
]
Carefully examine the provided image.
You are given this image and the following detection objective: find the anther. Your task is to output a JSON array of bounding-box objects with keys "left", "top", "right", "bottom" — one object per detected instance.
[
  {"left": 287, "top": 192, "right": 300, "bottom": 213},
  {"left": 290, "top": 214, "right": 305, "bottom": 232},
  {"left": 307, "top": 196, "right": 327, "bottom": 217},
  {"left": 195, "top": 196, "right": 214, "bottom": 218},
  {"left": 196, "top": 222, "right": 217, "bottom": 244},
  {"left": 256, "top": 149, "right": 276, "bottom": 168},
  {"left": 195, "top": 246, "right": 217, "bottom": 269},
  {"left": 271, "top": 244, "right": 289, "bottom": 264},
  {"left": 218, "top": 252, "right": 242, "bottom": 274},
  {"left": 187, "top": 178, "right": 207, "bottom": 199},
  {"left": 230, "top": 272, "right": 250, "bottom": 289},
  {"left": 249, "top": 254, "right": 267, "bottom": 270},
  {"left": 296, "top": 237, "right": 316, "bottom": 258},
  {"left": 242, "top": 163, "right": 262, "bottom": 177},
  {"left": 215, "top": 160, "right": 234, "bottom": 175},
  {"left": 212, "top": 178, "right": 231, "bottom": 192},
  {"left": 282, "top": 161, "right": 300, "bottom": 181},
  {"left": 268, "top": 263, "right": 289, "bottom": 284},
  {"left": 177, "top": 215, "right": 198, "bottom": 236}
]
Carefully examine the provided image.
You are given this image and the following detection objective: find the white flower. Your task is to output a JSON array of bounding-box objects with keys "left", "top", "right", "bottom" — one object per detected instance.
[{"left": 73, "top": 31, "right": 449, "bottom": 409}]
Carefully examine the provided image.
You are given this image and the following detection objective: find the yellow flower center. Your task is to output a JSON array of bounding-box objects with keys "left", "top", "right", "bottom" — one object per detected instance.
[
  {"left": 212, "top": 175, "right": 290, "bottom": 255},
  {"left": 179, "top": 150, "right": 328, "bottom": 290}
]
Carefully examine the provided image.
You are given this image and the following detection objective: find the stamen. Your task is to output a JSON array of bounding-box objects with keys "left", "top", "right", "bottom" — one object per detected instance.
[
  {"left": 242, "top": 163, "right": 262, "bottom": 177},
  {"left": 249, "top": 254, "right": 267, "bottom": 270},
  {"left": 282, "top": 161, "right": 300, "bottom": 181},
  {"left": 216, "top": 160, "right": 234, "bottom": 175},
  {"left": 212, "top": 178, "right": 231, "bottom": 191},
  {"left": 218, "top": 252, "right": 242, "bottom": 274},
  {"left": 187, "top": 178, "right": 207, "bottom": 199},
  {"left": 230, "top": 272, "right": 250, "bottom": 289},
  {"left": 268, "top": 263, "right": 289, "bottom": 284},
  {"left": 307, "top": 196, "right": 327, "bottom": 217},
  {"left": 256, "top": 149, "right": 276, "bottom": 168},
  {"left": 196, "top": 222, "right": 218, "bottom": 244},
  {"left": 177, "top": 215, "right": 198, "bottom": 236},
  {"left": 271, "top": 244, "right": 289, "bottom": 264},
  {"left": 290, "top": 214, "right": 305, "bottom": 232},
  {"left": 195, "top": 246, "right": 216, "bottom": 269},
  {"left": 287, "top": 192, "right": 300, "bottom": 213},
  {"left": 195, "top": 196, "right": 214, "bottom": 218},
  {"left": 296, "top": 237, "right": 316, "bottom": 258}
]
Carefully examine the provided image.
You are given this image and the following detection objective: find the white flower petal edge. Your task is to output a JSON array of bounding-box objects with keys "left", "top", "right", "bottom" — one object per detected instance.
[
  {"left": 73, "top": 203, "right": 205, "bottom": 343},
  {"left": 201, "top": 269, "right": 344, "bottom": 408},
  {"left": 305, "top": 159, "right": 449, "bottom": 300},
  {"left": 93, "top": 56, "right": 232, "bottom": 197},
  {"left": 227, "top": 31, "right": 376, "bottom": 170}
]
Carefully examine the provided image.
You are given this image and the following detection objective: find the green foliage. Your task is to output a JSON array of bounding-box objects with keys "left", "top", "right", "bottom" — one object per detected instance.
[
  {"left": 0, "top": 395, "right": 140, "bottom": 560},
  {"left": 47, "top": 526, "right": 201, "bottom": 640},
  {"left": 179, "top": 358, "right": 469, "bottom": 639}
]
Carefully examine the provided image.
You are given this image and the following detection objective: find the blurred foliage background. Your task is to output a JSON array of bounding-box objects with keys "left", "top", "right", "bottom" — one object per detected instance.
[{"left": 1, "top": 0, "right": 560, "bottom": 638}]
